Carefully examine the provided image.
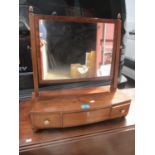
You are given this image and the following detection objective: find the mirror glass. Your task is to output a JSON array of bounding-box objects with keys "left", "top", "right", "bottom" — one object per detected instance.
[{"left": 39, "top": 19, "right": 115, "bottom": 81}]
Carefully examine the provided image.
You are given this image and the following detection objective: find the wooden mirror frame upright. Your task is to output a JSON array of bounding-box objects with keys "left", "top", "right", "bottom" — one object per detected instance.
[
  {"left": 28, "top": 7, "right": 132, "bottom": 131},
  {"left": 29, "top": 7, "right": 121, "bottom": 98}
]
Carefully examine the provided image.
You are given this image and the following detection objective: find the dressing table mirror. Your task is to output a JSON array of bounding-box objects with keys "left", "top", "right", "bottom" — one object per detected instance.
[
  {"left": 38, "top": 19, "right": 114, "bottom": 82},
  {"left": 29, "top": 7, "right": 131, "bottom": 131}
]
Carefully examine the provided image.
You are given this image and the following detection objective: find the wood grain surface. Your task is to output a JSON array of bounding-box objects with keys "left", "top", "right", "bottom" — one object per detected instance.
[{"left": 19, "top": 88, "right": 135, "bottom": 154}]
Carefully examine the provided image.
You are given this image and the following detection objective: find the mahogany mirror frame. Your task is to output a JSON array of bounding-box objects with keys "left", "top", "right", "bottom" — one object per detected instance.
[{"left": 29, "top": 8, "right": 121, "bottom": 97}]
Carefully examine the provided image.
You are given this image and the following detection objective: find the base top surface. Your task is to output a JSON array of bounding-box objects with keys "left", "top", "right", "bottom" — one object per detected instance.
[{"left": 31, "top": 90, "right": 131, "bottom": 113}]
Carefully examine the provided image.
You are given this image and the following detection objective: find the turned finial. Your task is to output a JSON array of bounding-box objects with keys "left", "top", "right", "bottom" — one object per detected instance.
[
  {"left": 29, "top": 6, "right": 34, "bottom": 13},
  {"left": 117, "top": 13, "right": 121, "bottom": 19}
]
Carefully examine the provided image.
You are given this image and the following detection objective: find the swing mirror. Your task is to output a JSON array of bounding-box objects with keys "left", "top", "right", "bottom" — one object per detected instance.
[{"left": 34, "top": 16, "right": 116, "bottom": 83}]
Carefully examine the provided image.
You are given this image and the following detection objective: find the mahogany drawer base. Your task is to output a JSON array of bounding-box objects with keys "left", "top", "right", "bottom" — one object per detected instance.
[{"left": 30, "top": 90, "right": 131, "bottom": 130}]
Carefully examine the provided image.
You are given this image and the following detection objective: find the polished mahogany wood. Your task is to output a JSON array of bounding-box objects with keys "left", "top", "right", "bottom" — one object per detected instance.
[
  {"left": 32, "top": 85, "right": 111, "bottom": 98},
  {"left": 31, "top": 89, "right": 130, "bottom": 113},
  {"left": 110, "top": 103, "right": 130, "bottom": 119},
  {"left": 29, "top": 7, "right": 39, "bottom": 97},
  {"left": 30, "top": 113, "right": 61, "bottom": 129},
  {"left": 34, "top": 15, "right": 118, "bottom": 24},
  {"left": 30, "top": 89, "right": 131, "bottom": 130},
  {"left": 19, "top": 88, "right": 134, "bottom": 154},
  {"left": 110, "top": 19, "right": 122, "bottom": 91},
  {"left": 63, "top": 108, "right": 110, "bottom": 127},
  {"left": 111, "top": 20, "right": 122, "bottom": 91},
  {"left": 20, "top": 127, "right": 134, "bottom": 155}
]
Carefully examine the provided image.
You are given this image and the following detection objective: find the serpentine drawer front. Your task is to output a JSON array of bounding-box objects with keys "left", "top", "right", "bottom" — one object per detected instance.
[
  {"left": 30, "top": 113, "right": 61, "bottom": 129},
  {"left": 63, "top": 108, "right": 110, "bottom": 127}
]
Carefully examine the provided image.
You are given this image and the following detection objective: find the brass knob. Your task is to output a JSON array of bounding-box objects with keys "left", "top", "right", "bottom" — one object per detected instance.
[
  {"left": 44, "top": 120, "right": 50, "bottom": 125},
  {"left": 120, "top": 109, "right": 125, "bottom": 114}
]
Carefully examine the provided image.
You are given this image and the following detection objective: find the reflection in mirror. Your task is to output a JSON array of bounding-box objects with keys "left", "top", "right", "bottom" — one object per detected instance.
[
  {"left": 96, "top": 23, "right": 114, "bottom": 77},
  {"left": 39, "top": 20, "right": 115, "bottom": 81}
]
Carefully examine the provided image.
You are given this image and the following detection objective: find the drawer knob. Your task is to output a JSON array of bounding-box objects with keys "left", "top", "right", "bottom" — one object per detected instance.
[
  {"left": 44, "top": 120, "right": 50, "bottom": 125},
  {"left": 120, "top": 109, "right": 126, "bottom": 114}
]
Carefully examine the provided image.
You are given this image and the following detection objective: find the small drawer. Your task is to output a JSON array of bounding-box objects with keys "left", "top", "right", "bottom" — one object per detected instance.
[
  {"left": 63, "top": 108, "right": 110, "bottom": 127},
  {"left": 30, "top": 113, "right": 61, "bottom": 129},
  {"left": 110, "top": 103, "right": 130, "bottom": 119}
]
